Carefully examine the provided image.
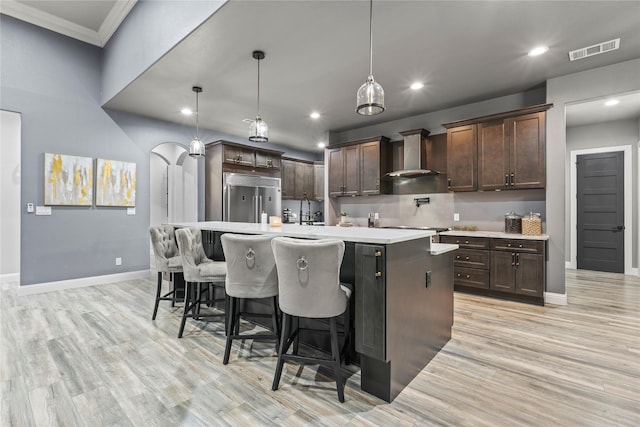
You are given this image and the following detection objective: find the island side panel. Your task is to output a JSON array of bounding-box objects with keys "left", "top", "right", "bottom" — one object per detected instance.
[{"left": 385, "top": 238, "right": 454, "bottom": 401}]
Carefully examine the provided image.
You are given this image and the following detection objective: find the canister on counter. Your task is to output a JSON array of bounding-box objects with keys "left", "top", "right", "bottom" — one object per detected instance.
[
  {"left": 522, "top": 212, "right": 542, "bottom": 236},
  {"left": 505, "top": 211, "right": 522, "bottom": 234}
]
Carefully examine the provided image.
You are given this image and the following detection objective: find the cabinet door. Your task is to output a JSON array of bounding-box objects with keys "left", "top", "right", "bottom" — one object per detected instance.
[
  {"left": 281, "top": 159, "right": 296, "bottom": 199},
  {"left": 237, "top": 147, "right": 255, "bottom": 167},
  {"left": 255, "top": 151, "right": 280, "bottom": 169},
  {"left": 223, "top": 145, "right": 240, "bottom": 164},
  {"left": 490, "top": 250, "right": 516, "bottom": 292},
  {"left": 515, "top": 253, "right": 544, "bottom": 297},
  {"left": 328, "top": 148, "right": 345, "bottom": 197},
  {"left": 355, "top": 244, "right": 386, "bottom": 361},
  {"left": 360, "top": 140, "right": 381, "bottom": 195},
  {"left": 303, "top": 162, "right": 314, "bottom": 199},
  {"left": 508, "top": 112, "right": 545, "bottom": 189},
  {"left": 478, "top": 120, "right": 509, "bottom": 191},
  {"left": 447, "top": 125, "right": 477, "bottom": 191},
  {"left": 343, "top": 145, "right": 361, "bottom": 196},
  {"left": 314, "top": 163, "right": 324, "bottom": 200}
]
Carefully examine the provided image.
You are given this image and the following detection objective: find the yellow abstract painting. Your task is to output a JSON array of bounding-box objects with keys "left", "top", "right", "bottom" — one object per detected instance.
[
  {"left": 96, "top": 158, "right": 136, "bottom": 207},
  {"left": 44, "top": 153, "right": 93, "bottom": 205}
]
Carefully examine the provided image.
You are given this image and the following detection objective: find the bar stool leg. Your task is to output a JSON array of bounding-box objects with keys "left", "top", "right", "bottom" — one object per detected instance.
[
  {"left": 152, "top": 272, "right": 163, "bottom": 320},
  {"left": 223, "top": 296, "right": 238, "bottom": 365},
  {"left": 292, "top": 316, "right": 300, "bottom": 355},
  {"left": 270, "top": 296, "right": 280, "bottom": 351},
  {"left": 178, "top": 281, "right": 192, "bottom": 338},
  {"left": 330, "top": 317, "right": 345, "bottom": 403},
  {"left": 272, "top": 313, "right": 290, "bottom": 391}
]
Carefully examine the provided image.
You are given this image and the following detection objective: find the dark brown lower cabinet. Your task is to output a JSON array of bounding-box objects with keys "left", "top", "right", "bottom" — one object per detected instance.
[{"left": 441, "top": 234, "right": 545, "bottom": 304}]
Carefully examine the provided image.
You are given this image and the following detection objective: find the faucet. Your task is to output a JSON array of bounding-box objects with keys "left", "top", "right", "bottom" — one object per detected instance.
[{"left": 299, "top": 194, "right": 311, "bottom": 225}]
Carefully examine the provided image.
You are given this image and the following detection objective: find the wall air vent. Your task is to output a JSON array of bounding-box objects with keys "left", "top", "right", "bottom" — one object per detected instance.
[{"left": 569, "top": 38, "right": 620, "bottom": 61}]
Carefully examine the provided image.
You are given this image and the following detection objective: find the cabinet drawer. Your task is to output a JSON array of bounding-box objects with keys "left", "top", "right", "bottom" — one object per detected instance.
[
  {"left": 440, "top": 235, "right": 490, "bottom": 250},
  {"left": 454, "top": 249, "right": 489, "bottom": 269},
  {"left": 454, "top": 267, "right": 489, "bottom": 289},
  {"left": 491, "top": 239, "right": 543, "bottom": 254}
]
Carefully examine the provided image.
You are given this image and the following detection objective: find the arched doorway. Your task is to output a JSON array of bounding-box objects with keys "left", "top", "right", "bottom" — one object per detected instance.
[{"left": 150, "top": 142, "right": 198, "bottom": 227}]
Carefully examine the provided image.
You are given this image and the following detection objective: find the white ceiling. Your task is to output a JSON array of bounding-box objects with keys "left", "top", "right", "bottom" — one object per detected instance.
[{"left": 4, "top": 0, "right": 640, "bottom": 150}]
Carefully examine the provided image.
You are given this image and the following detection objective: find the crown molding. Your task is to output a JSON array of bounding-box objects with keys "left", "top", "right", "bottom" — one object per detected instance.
[
  {"left": 0, "top": 0, "right": 136, "bottom": 47},
  {"left": 99, "top": 1, "right": 137, "bottom": 47}
]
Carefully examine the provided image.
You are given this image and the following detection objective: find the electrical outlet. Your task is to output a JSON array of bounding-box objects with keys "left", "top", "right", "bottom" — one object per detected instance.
[
  {"left": 27, "top": 203, "right": 34, "bottom": 213},
  {"left": 454, "top": 213, "right": 460, "bottom": 222},
  {"left": 127, "top": 208, "right": 135, "bottom": 215},
  {"left": 115, "top": 257, "right": 122, "bottom": 266}
]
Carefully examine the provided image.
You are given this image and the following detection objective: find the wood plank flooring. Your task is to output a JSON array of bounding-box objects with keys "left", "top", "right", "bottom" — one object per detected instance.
[{"left": 1, "top": 269, "right": 638, "bottom": 426}]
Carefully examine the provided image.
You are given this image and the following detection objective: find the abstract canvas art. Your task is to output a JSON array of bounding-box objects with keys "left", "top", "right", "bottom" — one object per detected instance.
[
  {"left": 44, "top": 153, "right": 93, "bottom": 205},
  {"left": 96, "top": 158, "right": 136, "bottom": 207}
]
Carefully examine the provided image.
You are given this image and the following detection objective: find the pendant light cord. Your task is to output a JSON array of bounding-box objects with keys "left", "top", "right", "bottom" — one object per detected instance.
[
  {"left": 195, "top": 90, "right": 199, "bottom": 138},
  {"left": 256, "top": 58, "right": 261, "bottom": 116},
  {"left": 368, "top": 0, "right": 373, "bottom": 77}
]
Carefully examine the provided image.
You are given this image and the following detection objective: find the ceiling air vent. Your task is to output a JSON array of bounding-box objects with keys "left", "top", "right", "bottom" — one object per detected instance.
[{"left": 569, "top": 38, "right": 620, "bottom": 61}]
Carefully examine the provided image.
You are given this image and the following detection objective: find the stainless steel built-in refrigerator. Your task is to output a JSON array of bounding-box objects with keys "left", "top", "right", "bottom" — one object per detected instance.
[{"left": 223, "top": 173, "right": 281, "bottom": 223}]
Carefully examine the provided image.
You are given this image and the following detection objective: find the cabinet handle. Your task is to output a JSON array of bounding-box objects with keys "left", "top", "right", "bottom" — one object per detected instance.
[
  {"left": 375, "top": 251, "right": 382, "bottom": 257},
  {"left": 507, "top": 243, "right": 511, "bottom": 247},
  {"left": 448, "top": 179, "right": 452, "bottom": 188},
  {"left": 519, "top": 244, "right": 523, "bottom": 248},
  {"left": 510, "top": 173, "right": 515, "bottom": 186},
  {"left": 456, "top": 255, "right": 461, "bottom": 259},
  {"left": 465, "top": 256, "right": 470, "bottom": 260},
  {"left": 516, "top": 253, "right": 520, "bottom": 266},
  {"left": 457, "top": 273, "right": 461, "bottom": 277},
  {"left": 466, "top": 275, "right": 470, "bottom": 279},
  {"left": 505, "top": 174, "right": 509, "bottom": 187},
  {"left": 375, "top": 271, "right": 382, "bottom": 278},
  {"left": 455, "top": 240, "right": 460, "bottom": 244},
  {"left": 464, "top": 240, "right": 469, "bottom": 244},
  {"left": 511, "top": 252, "right": 516, "bottom": 266}
]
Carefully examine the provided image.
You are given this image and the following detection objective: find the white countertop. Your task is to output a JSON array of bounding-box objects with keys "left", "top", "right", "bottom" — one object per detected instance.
[
  {"left": 440, "top": 230, "right": 549, "bottom": 241},
  {"left": 170, "top": 221, "right": 435, "bottom": 245},
  {"left": 430, "top": 243, "right": 459, "bottom": 255}
]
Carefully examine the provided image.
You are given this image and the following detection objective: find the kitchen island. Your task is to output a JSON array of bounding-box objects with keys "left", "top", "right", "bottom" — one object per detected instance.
[{"left": 171, "top": 221, "right": 457, "bottom": 402}]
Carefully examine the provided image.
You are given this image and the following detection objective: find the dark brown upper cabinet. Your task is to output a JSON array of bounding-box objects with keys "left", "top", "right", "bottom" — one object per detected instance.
[
  {"left": 281, "top": 158, "right": 315, "bottom": 200},
  {"left": 255, "top": 150, "right": 281, "bottom": 170},
  {"left": 446, "top": 125, "right": 477, "bottom": 192},
  {"left": 328, "top": 136, "right": 389, "bottom": 197},
  {"left": 444, "top": 104, "right": 551, "bottom": 192}
]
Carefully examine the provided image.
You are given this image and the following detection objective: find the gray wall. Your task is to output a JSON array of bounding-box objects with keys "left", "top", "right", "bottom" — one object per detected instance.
[
  {"left": 101, "top": 0, "right": 227, "bottom": 104},
  {"left": 566, "top": 118, "right": 639, "bottom": 269},
  {"left": 0, "top": 16, "right": 318, "bottom": 286},
  {"left": 547, "top": 58, "right": 640, "bottom": 294}
]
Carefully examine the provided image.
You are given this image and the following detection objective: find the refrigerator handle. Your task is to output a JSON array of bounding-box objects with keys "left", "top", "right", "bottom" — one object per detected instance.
[
  {"left": 252, "top": 195, "right": 257, "bottom": 223},
  {"left": 258, "top": 195, "right": 263, "bottom": 220}
]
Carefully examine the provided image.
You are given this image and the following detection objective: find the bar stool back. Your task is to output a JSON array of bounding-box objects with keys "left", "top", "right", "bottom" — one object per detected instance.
[
  {"left": 149, "top": 225, "right": 182, "bottom": 320},
  {"left": 270, "top": 237, "right": 352, "bottom": 402},
  {"left": 175, "top": 227, "right": 227, "bottom": 338},
  {"left": 220, "top": 233, "right": 279, "bottom": 364}
]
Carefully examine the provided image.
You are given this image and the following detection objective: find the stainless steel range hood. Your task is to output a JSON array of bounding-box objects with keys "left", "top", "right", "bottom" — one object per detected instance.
[{"left": 385, "top": 128, "right": 440, "bottom": 178}]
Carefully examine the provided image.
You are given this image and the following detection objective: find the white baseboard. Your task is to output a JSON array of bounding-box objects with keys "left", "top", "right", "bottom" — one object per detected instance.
[
  {"left": 565, "top": 262, "right": 572, "bottom": 269},
  {"left": 545, "top": 292, "right": 568, "bottom": 305},
  {"left": 628, "top": 267, "right": 638, "bottom": 276},
  {"left": 0, "top": 273, "right": 20, "bottom": 284},
  {"left": 17, "top": 270, "right": 151, "bottom": 296}
]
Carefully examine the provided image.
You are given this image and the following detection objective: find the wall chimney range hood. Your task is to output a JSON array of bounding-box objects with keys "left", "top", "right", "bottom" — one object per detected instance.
[{"left": 385, "top": 128, "right": 440, "bottom": 178}]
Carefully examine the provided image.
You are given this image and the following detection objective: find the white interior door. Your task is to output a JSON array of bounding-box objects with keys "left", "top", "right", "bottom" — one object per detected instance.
[{"left": 0, "top": 110, "right": 21, "bottom": 280}]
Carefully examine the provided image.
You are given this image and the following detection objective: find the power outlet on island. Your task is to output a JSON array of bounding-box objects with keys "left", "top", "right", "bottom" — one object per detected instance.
[
  {"left": 115, "top": 257, "right": 122, "bottom": 266},
  {"left": 453, "top": 213, "right": 460, "bottom": 222}
]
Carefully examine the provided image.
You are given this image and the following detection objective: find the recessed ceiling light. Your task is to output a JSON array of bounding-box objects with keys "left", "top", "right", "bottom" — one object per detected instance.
[
  {"left": 181, "top": 108, "right": 193, "bottom": 115},
  {"left": 317, "top": 142, "right": 326, "bottom": 148},
  {"left": 528, "top": 46, "right": 548, "bottom": 57},
  {"left": 310, "top": 112, "right": 321, "bottom": 119},
  {"left": 410, "top": 82, "right": 424, "bottom": 90},
  {"left": 605, "top": 99, "right": 620, "bottom": 107}
]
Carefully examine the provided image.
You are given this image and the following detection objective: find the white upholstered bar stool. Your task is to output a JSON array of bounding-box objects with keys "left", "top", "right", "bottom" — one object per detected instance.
[
  {"left": 270, "top": 237, "right": 352, "bottom": 403},
  {"left": 149, "top": 225, "right": 183, "bottom": 320},
  {"left": 220, "top": 233, "right": 280, "bottom": 365},
  {"left": 175, "top": 227, "right": 227, "bottom": 338}
]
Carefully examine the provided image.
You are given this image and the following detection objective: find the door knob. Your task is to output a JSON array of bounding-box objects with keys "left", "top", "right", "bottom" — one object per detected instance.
[{"left": 612, "top": 225, "right": 625, "bottom": 232}]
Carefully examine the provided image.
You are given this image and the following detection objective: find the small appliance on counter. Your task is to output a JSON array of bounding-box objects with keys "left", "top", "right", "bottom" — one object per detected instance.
[
  {"left": 282, "top": 209, "right": 293, "bottom": 224},
  {"left": 504, "top": 211, "right": 522, "bottom": 234}
]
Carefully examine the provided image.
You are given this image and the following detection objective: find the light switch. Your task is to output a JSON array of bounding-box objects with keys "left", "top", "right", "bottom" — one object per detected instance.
[
  {"left": 127, "top": 207, "right": 136, "bottom": 215},
  {"left": 454, "top": 213, "right": 460, "bottom": 221},
  {"left": 35, "top": 206, "right": 52, "bottom": 216}
]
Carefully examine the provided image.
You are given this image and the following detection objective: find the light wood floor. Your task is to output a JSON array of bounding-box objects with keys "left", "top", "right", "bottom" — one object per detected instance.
[{"left": 1, "top": 269, "right": 638, "bottom": 426}]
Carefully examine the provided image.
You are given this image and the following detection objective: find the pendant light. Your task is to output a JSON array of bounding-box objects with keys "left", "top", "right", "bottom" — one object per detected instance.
[
  {"left": 356, "top": 0, "right": 385, "bottom": 115},
  {"left": 249, "top": 50, "right": 269, "bottom": 142},
  {"left": 189, "top": 86, "right": 205, "bottom": 157}
]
